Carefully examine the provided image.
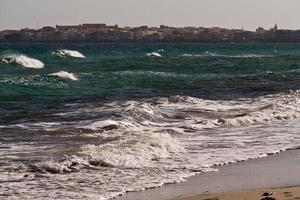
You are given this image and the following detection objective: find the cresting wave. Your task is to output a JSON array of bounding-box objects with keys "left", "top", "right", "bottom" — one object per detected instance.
[
  {"left": 30, "top": 132, "right": 183, "bottom": 173},
  {"left": 73, "top": 91, "right": 300, "bottom": 134},
  {"left": 48, "top": 71, "right": 78, "bottom": 81},
  {"left": 26, "top": 127, "right": 187, "bottom": 199},
  {"left": 0, "top": 54, "right": 44, "bottom": 68},
  {"left": 147, "top": 52, "right": 162, "bottom": 57},
  {"left": 52, "top": 49, "right": 86, "bottom": 58},
  {"left": 17, "top": 90, "right": 300, "bottom": 156},
  {"left": 8, "top": 90, "right": 300, "bottom": 142}
]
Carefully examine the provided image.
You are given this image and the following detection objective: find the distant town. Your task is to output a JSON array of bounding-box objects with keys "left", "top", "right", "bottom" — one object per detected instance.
[{"left": 1, "top": 23, "right": 300, "bottom": 43}]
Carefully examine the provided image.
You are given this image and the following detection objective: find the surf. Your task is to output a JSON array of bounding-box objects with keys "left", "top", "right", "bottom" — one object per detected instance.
[
  {"left": 52, "top": 49, "right": 86, "bottom": 58},
  {"left": 147, "top": 52, "right": 162, "bottom": 57},
  {"left": 0, "top": 54, "right": 44, "bottom": 69},
  {"left": 48, "top": 71, "right": 78, "bottom": 81}
]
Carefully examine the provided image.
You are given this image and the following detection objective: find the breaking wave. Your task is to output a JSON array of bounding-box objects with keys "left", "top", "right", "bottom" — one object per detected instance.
[
  {"left": 12, "top": 90, "right": 300, "bottom": 135},
  {"left": 29, "top": 132, "right": 184, "bottom": 174},
  {"left": 81, "top": 133, "right": 181, "bottom": 169},
  {"left": 5, "top": 90, "right": 300, "bottom": 200},
  {"left": 74, "top": 91, "right": 300, "bottom": 134},
  {"left": 48, "top": 71, "right": 78, "bottom": 81},
  {"left": 0, "top": 54, "right": 44, "bottom": 69},
  {"left": 147, "top": 52, "right": 162, "bottom": 57},
  {"left": 52, "top": 49, "right": 85, "bottom": 58}
]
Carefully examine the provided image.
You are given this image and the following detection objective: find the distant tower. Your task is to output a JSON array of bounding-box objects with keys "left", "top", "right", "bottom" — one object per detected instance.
[{"left": 274, "top": 24, "right": 278, "bottom": 32}]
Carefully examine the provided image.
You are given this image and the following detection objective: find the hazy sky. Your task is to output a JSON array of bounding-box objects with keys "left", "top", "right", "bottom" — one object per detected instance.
[{"left": 1, "top": 0, "right": 300, "bottom": 31}]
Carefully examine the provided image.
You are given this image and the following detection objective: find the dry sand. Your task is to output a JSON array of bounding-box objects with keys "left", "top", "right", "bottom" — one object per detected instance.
[{"left": 173, "top": 187, "right": 300, "bottom": 200}]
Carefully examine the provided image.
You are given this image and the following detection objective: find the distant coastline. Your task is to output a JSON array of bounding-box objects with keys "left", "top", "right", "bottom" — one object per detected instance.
[{"left": 1, "top": 23, "right": 300, "bottom": 43}]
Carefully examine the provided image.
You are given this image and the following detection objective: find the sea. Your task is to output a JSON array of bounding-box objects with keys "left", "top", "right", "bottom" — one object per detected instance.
[{"left": 1, "top": 43, "right": 300, "bottom": 199}]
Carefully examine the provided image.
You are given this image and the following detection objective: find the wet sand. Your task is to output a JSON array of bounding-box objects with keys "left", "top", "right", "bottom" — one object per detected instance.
[{"left": 119, "top": 149, "right": 300, "bottom": 200}]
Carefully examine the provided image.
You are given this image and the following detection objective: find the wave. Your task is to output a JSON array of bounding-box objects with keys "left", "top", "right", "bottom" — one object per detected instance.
[
  {"left": 113, "top": 70, "right": 186, "bottom": 78},
  {"left": 81, "top": 132, "right": 183, "bottom": 168},
  {"left": 6, "top": 90, "right": 300, "bottom": 200},
  {"left": 182, "top": 52, "right": 274, "bottom": 58},
  {"left": 52, "top": 49, "right": 85, "bottom": 58},
  {"left": 27, "top": 136, "right": 190, "bottom": 200},
  {"left": 21, "top": 91, "right": 300, "bottom": 199},
  {"left": 28, "top": 129, "right": 184, "bottom": 171},
  {"left": 0, "top": 54, "right": 44, "bottom": 69},
  {"left": 147, "top": 52, "right": 162, "bottom": 57},
  {"left": 5, "top": 91, "right": 300, "bottom": 199},
  {"left": 48, "top": 71, "right": 78, "bottom": 81},
  {"left": 151, "top": 93, "right": 300, "bottom": 130},
  {"left": 74, "top": 91, "right": 300, "bottom": 134},
  {"left": 11, "top": 90, "right": 300, "bottom": 136}
]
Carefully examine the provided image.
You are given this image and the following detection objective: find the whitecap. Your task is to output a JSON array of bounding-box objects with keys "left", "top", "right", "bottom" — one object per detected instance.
[
  {"left": 1, "top": 54, "right": 44, "bottom": 69},
  {"left": 52, "top": 49, "right": 85, "bottom": 58},
  {"left": 48, "top": 71, "right": 78, "bottom": 81},
  {"left": 147, "top": 52, "right": 162, "bottom": 57}
]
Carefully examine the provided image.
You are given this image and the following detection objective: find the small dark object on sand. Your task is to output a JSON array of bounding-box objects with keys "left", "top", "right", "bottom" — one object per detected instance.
[
  {"left": 261, "top": 197, "right": 276, "bottom": 200},
  {"left": 262, "top": 192, "right": 273, "bottom": 196},
  {"left": 204, "top": 197, "right": 219, "bottom": 200}
]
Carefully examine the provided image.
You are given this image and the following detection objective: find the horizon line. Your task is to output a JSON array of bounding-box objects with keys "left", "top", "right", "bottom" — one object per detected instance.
[{"left": 1, "top": 23, "right": 299, "bottom": 32}]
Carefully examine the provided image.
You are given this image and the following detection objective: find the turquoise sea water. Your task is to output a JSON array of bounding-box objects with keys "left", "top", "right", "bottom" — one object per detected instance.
[
  {"left": 1, "top": 43, "right": 300, "bottom": 99},
  {"left": 1, "top": 43, "right": 300, "bottom": 199}
]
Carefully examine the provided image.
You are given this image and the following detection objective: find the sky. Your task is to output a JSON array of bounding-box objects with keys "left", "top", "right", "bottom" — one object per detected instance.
[{"left": 1, "top": 0, "right": 300, "bottom": 31}]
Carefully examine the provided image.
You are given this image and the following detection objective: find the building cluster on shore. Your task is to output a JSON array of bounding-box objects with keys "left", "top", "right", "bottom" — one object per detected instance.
[{"left": 1, "top": 23, "right": 300, "bottom": 43}]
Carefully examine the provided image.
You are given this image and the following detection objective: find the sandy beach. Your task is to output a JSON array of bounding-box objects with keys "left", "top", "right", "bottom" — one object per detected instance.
[
  {"left": 173, "top": 187, "right": 300, "bottom": 200},
  {"left": 119, "top": 149, "right": 300, "bottom": 200}
]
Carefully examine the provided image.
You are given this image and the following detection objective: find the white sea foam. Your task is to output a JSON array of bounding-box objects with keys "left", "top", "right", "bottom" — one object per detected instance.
[
  {"left": 1, "top": 54, "right": 44, "bottom": 68},
  {"left": 79, "top": 120, "right": 120, "bottom": 130},
  {"left": 14, "top": 90, "right": 300, "bottom": 133},
  {"left": 52, "top": 49, "right": 85, "bottom": 58},
  {"left": 147, "top": 52, "right": 162, "bottom": 57},
  {"left": 81, "top": 132, "right": 184, "bottom": 168},
  {"left": 48, "top": 71, "right": 78, "bottom": 81},
  {"left": 3, "top": 90, "right": 300, "bottom": 200},
  {"left": 73, "top": 91, "right": 300, "bottom": 137},
  {"left": 28, "top": 132, "right": 184, "bottom": 171},
  {"left": 29, "top": 155, "right": 86, "bottom": 174}
]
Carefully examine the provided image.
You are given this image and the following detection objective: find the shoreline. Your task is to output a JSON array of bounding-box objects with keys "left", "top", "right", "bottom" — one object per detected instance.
[{"left": 118, "top": 148, "right": 300, "bottom": 200}]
